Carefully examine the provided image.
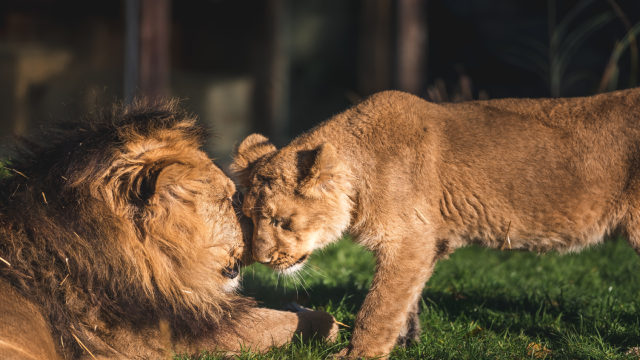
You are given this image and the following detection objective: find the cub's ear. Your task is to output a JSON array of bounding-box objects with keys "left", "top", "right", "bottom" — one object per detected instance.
[
  {"left": 298, "top": 143, "right": 344, "bottom": 198},
  {"left": 232, "top": 134, "right": 277, "bottom": 188}
]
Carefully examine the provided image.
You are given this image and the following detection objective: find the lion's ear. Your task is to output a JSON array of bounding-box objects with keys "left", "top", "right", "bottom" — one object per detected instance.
[
  {"left": 298, "top": 143, "right": 343, "bottom": 198},
  {"left": 154, "top": 163, "right": 191, "bottom": 191},
  {"left": 130, "top": 160, "right": 186, "bottom": 203},
  {"left": 232, "top": 134, "right": 277, "bottom": 188}
]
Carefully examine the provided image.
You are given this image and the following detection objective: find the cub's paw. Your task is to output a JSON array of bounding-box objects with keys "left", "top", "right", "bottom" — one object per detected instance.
[
  {"left": 333, "top": 347, "right": 362, "bottom": 359},
  {"left": 334, "top": 345, "right": 392, "bottom": 359}
]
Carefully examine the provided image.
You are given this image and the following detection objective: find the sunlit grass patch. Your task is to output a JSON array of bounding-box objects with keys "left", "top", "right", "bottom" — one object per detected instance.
[{"left": 180, "top": 237, "right": 640, "bottom": 359}]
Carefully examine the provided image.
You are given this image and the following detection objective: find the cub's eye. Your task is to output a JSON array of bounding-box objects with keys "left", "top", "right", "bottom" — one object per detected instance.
[
  {"left": 270, "top": 217, "right": 291, "bottom": 231},
  {"left": 280, "top": 220, "right": 292, "bottom": 231}
]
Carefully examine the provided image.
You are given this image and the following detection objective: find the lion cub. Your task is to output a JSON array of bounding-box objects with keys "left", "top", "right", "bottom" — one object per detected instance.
[{"left": 233, "top": 88, "right": 640, "bottom": 358}]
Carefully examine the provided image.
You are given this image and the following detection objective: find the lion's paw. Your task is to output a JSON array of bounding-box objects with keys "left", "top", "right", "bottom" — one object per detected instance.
[{"left": 281, "top": 302, "right": 310, "bottom": 313}]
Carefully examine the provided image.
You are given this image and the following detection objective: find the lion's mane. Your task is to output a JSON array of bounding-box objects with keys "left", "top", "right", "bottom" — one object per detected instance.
[{"left": 0, "top": 100, "right": 253, "bottom": 358}]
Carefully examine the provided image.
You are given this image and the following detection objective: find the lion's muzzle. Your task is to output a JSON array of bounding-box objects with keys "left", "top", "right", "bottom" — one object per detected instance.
[{"left": 222, "top": 266, "right": 239, "bottom": 279}]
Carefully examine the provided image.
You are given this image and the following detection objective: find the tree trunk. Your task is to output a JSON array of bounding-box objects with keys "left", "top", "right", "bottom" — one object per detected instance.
[
  {"left": 124, "top": 0, "right": 139, "bottom": 103},
  {"left": 252, "top": 0, "right": 290, "bottom": 145},
  {"left": 139, "top": 0, "right": 171, "bottom": 101},
  {"left": 358, "top": 0, "right": 392, "bottom": 97},
  {"left": 396, "top": 0, "right": 428, "bottom": 95}
]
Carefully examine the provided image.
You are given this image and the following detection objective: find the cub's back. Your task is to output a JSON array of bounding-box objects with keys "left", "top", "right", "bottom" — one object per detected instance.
[
  {"left": 333, "top": 89, "right": 640, "bottom": 249},
  {"left": 431, "top": 90, "right": 639, "bottom": 248}
]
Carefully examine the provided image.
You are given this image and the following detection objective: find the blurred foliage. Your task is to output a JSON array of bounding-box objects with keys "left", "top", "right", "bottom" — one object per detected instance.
[
  {"left": 0, "top": 161, "right": 13, "bottom": 179},
  {"left": 497, "top": 0, "right": 640, "bottom": 97}
]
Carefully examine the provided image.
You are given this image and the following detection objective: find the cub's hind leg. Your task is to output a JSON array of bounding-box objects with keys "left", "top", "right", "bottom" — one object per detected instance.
[
  {"left": 622, "top": 207, "right": 640, "bottom": 256},
  {"left": 396, "top": 296, "right": 422, "bottom": 347}
]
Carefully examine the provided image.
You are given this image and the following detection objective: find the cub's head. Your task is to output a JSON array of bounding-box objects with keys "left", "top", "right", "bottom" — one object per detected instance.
[{"left": 232, "top": 134, "right": 353, "bottom": 273}]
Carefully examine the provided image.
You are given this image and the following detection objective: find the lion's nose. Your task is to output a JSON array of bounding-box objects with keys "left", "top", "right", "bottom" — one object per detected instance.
[{"left": 222, "top": 266, "right": 239, "bottom": 279}]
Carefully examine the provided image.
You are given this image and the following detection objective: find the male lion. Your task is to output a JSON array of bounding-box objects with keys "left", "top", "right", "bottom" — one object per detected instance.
[
  {"left": 0, "top": 100, "right": 338, "bottom": 360},
  {"left": 233, "top": 88, "right": 640, "bottom": 358}
]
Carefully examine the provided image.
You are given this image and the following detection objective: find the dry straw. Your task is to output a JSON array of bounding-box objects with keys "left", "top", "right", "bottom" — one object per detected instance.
[
  {"left": 414, "top": 208, "right": 430, "bottom": 225},
  {"left": 0, "top": 256, "right": 10, "bottom": 266},
  {"left": 501, "top": 221, "right": 512, "bottom": 251},
  {"left": 6, "top": 168, "right": 28, "bottom": 179},
  {"left": 70, "top": 332, "right": 96, "bottom": 360}
]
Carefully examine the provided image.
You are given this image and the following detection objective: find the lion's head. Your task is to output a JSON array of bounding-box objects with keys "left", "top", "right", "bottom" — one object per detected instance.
[
  {"left": 232, "top": 133, "right": 353, "bottom": 273},
  {"left": 0, "top": 99, "right": 253, "bottom": 356}
]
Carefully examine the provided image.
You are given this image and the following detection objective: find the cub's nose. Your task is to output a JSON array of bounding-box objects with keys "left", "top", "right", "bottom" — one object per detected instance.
[
  {"left": 253, "top": 246, "right": 277, "bottom": 264},
  {"left": 253, "top": 252, "right": 271, "bottom": 264}
]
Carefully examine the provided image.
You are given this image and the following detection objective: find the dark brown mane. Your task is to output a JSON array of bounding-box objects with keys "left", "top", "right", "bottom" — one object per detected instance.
[{"left": 0, "top": 99, "right": 253, "bottom": 358}]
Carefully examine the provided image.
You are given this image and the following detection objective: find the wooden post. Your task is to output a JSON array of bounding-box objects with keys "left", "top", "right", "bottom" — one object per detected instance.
[
  {"left": 138, "top": 0, "right": 171, "bottom": 101},
  {"left": 358, "top": 0, "right": 392, "bottom": 97},
  {"left": 396, "top": 0, "right": 428, "bottom": 95},
  {"left": 252, "top": 0, "right": 290, "bottom": 144},
  {"left": 124, "top": 0, "right": 139, "bottom": 103}
]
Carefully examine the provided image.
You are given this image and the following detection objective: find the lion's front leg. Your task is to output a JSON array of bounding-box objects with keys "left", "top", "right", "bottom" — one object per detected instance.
[
  {"left": 107, "top": 308, "right": 338, "bottom": 358},
  {"left": 339, "top": 236, "right": 436, "bottom": 359},
  {"left": 215, "top": 308, "right": 339, "bottom": 353}
]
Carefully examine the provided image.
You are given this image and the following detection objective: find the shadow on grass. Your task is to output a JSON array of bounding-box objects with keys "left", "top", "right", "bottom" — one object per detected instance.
[
  {"left": 244, "top": 271, "right": 640, "bottom": 350},
  {"left": 238, "top": 238, "right": 640, "bottom": 357},
  {"left": 241, "top": 275, "right": 370, "bottom": 311},
  {"left": 422, "top": 288, "right": 640, "bottom": 350}
]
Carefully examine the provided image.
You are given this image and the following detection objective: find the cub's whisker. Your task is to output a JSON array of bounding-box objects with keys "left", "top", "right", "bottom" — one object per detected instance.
[
  {"left": 291, "top": 274, "right": 299, "bottom": 298},
  {"left": 297, "top": 272, "right": 312, "bottom": 294},
  {"left": 307, "top": 264, "right": 327, "bottom": 278}
]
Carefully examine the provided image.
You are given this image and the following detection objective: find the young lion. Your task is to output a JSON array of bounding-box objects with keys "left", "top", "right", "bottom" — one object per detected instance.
[
  {"left": 233, "top": 88, "right": 640, "bottom": 358},
  {"left": 0, "top": 100, "right": 337, "bottom": 360}
]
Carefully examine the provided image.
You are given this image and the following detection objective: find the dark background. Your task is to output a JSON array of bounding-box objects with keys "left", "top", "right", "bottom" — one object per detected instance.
[{"left": 0, "top": 0, "right": 638, "bottom": 166}]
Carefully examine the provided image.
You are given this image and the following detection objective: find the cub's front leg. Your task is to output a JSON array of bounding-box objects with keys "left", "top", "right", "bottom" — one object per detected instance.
[
  {"left": 396, "top": 297, "right": 422, "bottom": 347},
  {"left": 338, "top": 233, "right": 437, "bottom": 359}
]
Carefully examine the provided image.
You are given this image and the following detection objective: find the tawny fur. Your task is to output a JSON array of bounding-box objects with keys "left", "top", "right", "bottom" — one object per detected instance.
[
  {"left": 234, "top": 88, "right": 640, "bottom": 358},
  {"left": 0, "top": 99, "right": 338, "bottom": 360}
]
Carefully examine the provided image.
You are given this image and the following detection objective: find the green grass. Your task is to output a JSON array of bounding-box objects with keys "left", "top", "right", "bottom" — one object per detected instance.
[{"left": 178, "top": 238, "right": 640, "bottom": 359}]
